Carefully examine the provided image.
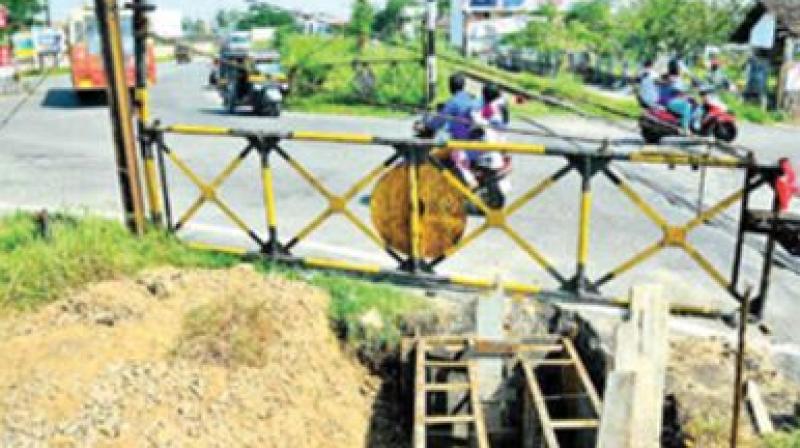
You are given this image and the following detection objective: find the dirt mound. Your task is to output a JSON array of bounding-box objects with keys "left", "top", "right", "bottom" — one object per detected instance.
[
  {"left": 0, "top": 265, "right": 388, "bottom": 447},
  {"left": 668, "top": 336, "right": 800, "bottom": 447}
]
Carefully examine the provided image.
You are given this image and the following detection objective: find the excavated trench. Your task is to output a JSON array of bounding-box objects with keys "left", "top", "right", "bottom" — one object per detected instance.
[{"left": 360, "top": 301, "right": 689, "bottom": 448}]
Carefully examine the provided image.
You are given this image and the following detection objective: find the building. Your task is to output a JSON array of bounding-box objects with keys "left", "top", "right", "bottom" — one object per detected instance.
[
  {"left": 295, "top": 12, "right": 337, "bottom": 35},
  {"left": 401, "top": 2, "right": 425, "bottom": 41},
  {"left": 731, "top": 0, "right": 800, "bottom": 116},
  {"left": 449, "top": 0, "right": 573, "bottom": 56}
]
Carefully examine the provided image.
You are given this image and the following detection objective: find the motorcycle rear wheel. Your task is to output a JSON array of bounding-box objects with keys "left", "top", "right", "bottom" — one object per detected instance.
[
  {"left": 641, "top": 127, "right": 662, "bottom": 145},
  {"left": 478, "top": 183, "right": 506, "bottom": 210},
  {"left": 713, "top": 122, "right": 737, "bottom": 143}
]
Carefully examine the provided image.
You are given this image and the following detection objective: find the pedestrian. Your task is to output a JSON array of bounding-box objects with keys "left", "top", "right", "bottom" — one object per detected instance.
[{"left": 706, "top": 59, "right": 732, "bottom": 93}]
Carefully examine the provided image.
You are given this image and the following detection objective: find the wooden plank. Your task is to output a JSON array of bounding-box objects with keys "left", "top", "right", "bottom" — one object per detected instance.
[
  {"left": 468, "top": 360, "right": 491, "bottom": 448},
  {"left": 746, "top": 379, "right": 775, "bottom": 435},
  {"left": 473, "top": 340, "right": 563, "bottom": 355},
  {"left": 521, "top": 359, "right": 560, "bottom": 448},
  {"left": 426, "top": 360, "right": 470, "bottom": 368},
  {"left": 425, "top": 415, "right": 475, "bottom": 425},
  {"left": 550, "top": 419, "right": 600, "bottom": 430},
  {"left": 422, "top": 335, "right": 471, "bottom": 346},
  {"left": 535, "top": 359, "right": 574, "bottom": 367},
  {"left": 562, "top": 337, "right": 603, "bottom": 416},
  {"left": 414, "top": 338, "right": 427, "bottom": 448},
  {"left": 425, "top": 382, "right": 471, "bottom": 392}
]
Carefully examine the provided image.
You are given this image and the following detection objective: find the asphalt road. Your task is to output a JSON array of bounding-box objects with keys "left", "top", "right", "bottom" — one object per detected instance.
[{"left": 1, "top": 62, "right": 800, "bottom": 367}]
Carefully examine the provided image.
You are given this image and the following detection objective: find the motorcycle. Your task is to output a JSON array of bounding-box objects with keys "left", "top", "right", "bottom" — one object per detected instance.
[
  {"left": 413, "top": 113, "right": 512, "bottom": 210},
  {"left": 639, "top": 88, "right": 737, "bottom": 144}
]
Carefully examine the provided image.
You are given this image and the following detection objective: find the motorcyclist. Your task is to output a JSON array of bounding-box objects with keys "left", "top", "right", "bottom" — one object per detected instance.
[
  {"left": 472, "top": 82, "right": 510, "bottom": 142},
  {"left": 636, "top": 59, "right": 662, "bottom": 110},
  {"left": 446, "top": 82, "right": 511, "bottom": 190},
  {"left": 658, "top": 60, "right": 693, "bottom": 133},
  {"left": 424, "top": 72, "right": 478, "bottom": 142},
  {"left": 424, "top": 73, "right": 481, "bottom": 187}
]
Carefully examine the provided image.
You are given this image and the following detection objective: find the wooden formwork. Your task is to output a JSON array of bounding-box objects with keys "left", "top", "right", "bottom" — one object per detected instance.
[{"left": 410, "top": 335, "right": 602, "bottom": 448}]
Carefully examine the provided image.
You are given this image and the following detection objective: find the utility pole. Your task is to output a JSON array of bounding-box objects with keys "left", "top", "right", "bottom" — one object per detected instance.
[
  {"left": 425, "top": 0, "right": 437, "bottom": 107},
  {"left": 45, "top": 0, "right": 52, "bottom": 27},
  {"left": 131, "top": 0, "right": 163, "bottom": 226},
  {"left": 94, "top": 0, "right": 146, "bottom": 234}
]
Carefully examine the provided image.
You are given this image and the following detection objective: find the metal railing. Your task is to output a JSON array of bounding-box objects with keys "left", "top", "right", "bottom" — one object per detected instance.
[{"left": 139, "top": 122, "right": 781, "bottom": 318}]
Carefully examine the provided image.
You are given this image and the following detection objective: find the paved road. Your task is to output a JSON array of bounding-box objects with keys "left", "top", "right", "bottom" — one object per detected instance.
[{"left": 2, "top": 62, "right": 800, "bottom": 367}]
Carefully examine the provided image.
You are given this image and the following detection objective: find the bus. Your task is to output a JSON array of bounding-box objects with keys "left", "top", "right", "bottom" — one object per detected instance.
[{"left": 66, "top": 7, "right": 156, "bottom": 98}]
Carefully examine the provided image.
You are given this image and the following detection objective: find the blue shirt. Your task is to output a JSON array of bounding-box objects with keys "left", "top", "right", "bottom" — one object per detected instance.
[{"left": 426, "top": 91, "right": 478, "bottom": 140}]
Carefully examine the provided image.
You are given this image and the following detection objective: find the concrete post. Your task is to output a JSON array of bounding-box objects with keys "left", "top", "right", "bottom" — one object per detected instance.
[{"left": 425, "top": 0, "right": 437, "bottom": 107}]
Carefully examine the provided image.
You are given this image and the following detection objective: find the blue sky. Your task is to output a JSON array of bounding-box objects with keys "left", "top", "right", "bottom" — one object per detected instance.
[{"left": 49, "top": 0, "right": 369, "bottom": 22}]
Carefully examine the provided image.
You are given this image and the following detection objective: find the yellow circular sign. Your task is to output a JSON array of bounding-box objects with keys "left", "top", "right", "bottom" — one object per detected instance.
[{"left": 371, "top": 163, "right": 466, "bottom": 259}]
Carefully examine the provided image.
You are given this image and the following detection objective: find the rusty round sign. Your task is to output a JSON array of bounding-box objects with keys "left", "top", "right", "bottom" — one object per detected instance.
[{"left": 370, "top": 163, "right": 466, "bottom": 259}]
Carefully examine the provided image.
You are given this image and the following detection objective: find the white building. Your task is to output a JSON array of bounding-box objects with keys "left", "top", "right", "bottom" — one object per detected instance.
[
  {"left": 150, "top": 9, "right": 183, "bottom": 39},
  {"left": 450, "top": 0, "right": 574, "bottom": 56}
]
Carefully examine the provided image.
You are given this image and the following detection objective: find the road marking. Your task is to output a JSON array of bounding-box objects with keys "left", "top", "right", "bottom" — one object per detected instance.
[{"left": 178, "top": 222, "right": 392, "bottom": 265}]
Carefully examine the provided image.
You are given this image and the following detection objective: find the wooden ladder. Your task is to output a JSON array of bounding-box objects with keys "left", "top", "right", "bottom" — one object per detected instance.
[
  {"left": 413, "top": 337, "right": 490, "bottom": 448},
  {"left": 519, "top": 337, "right": 603, "bottom": 448}
]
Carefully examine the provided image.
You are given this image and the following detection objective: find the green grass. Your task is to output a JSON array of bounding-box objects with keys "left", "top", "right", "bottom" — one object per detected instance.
[
  {"left": 0, "top": 213, "right": 238, "bottom": 310},
  {"left": 288, "top": 96, "right": 415, "bottom": 118},
  {"left": 720, "top": 93, "right": 785, "bottom": 125},
  {"left": 310, "top": 273, "right": 428, "bottom": 350},
  {"left": 18, "top": 65, "right": 72, "bottom": 79},
  {"left": 766, "top": 431, "right": 800, "bottom": 448},
  {"left": 0, "top": 212, "right": 428, "bottom": 351}
]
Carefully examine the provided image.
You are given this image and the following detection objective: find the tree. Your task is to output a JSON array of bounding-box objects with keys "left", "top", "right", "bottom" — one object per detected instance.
[
  {"left": 618, "top": 0, "right": 748, "bottom": 58},
  {"left": 503, "top": 3, "right": 573, "bottom": 54},
  {"left": 373, "top": 0, "right": 410, "bottom": 39},
  {"left": 214, "top": 9, "right": 242, "bottom": 32},
  {"left": 348, "top": 0, "right": 375, "bottom": 50},
  {"left": 565, "top": 0, "right": 617, "bottom": 55},
  {"left": 0, "top": 0, "right": 42, "bottom": 37},
  {"left": 236, "top": 3, "right": 295, "bottom": 31}
]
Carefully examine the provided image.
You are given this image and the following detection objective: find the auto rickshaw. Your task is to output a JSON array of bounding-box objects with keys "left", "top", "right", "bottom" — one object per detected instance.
[
  {"left": 175, "top": 43, "right": 192, "bottom": 64},
  {"left": 217, "top": 51, "right": 287, "bottom": 117}
]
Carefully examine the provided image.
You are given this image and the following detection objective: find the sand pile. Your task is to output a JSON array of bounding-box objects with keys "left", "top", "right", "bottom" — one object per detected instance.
[{"left": 0, "top": 265, "right": 388, "bottom": 447}]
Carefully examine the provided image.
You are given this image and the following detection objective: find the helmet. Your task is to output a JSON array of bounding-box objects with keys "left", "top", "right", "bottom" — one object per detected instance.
[
  {"left": 449, "top": 73, "right": 466, "bottom": 94},
  {"left": 482, "top": 82, "right": 501, "bottom": 103}
]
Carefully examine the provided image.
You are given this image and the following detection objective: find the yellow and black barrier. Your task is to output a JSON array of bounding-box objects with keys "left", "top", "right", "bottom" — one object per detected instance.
[{"left": 141, "top": 124, "right": 783, "bottom": 319}]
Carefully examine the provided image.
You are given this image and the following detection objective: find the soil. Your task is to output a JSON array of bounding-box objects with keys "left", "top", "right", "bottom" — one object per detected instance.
[
  {"left": 0, "top": 265, "right": 403, "bottom": 447},
  {"left": 667, "top": 335, "right": 800, "bottom": 447}
]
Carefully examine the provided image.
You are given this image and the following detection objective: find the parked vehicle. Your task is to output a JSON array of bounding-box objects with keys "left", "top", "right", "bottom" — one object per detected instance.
[
  {"left": 413, "top": 112, "right": 512, "bottom": 210},
  {"left": 639, "top": 88, "right": 737, "bottom": 144}
]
